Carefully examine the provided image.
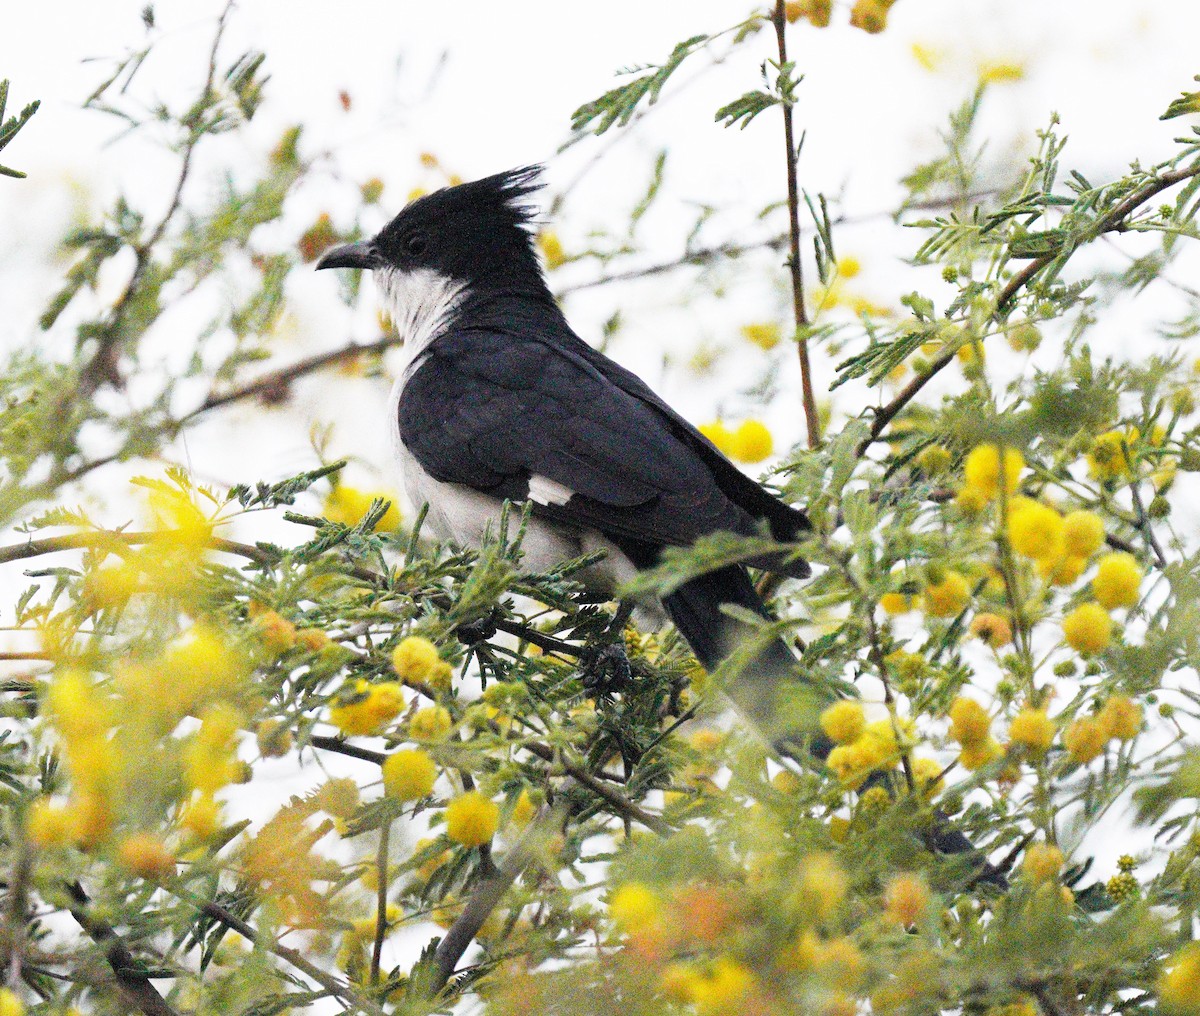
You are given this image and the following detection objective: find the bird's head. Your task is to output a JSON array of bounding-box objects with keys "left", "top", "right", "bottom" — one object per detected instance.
[{"left": 315, "top": 165, "right": 549, "bottom": 300}]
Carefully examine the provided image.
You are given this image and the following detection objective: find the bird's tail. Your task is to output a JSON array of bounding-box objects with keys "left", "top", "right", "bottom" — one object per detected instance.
[
  {"left": 660, "top": 564, "right": 1005, "bottom": 887},
  {"left": 661, "top": 565, "right": 829, "bottom": 744}
]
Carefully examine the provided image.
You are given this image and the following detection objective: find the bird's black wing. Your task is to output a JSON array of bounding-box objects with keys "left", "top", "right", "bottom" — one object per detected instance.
[{"left": 399, "top": 325, "right": 799, "bottom": 562}]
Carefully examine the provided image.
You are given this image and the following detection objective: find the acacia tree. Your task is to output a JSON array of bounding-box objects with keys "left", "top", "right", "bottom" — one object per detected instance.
[{"left": 3, "top": 3, "right": 1200, "bottom": 1015}]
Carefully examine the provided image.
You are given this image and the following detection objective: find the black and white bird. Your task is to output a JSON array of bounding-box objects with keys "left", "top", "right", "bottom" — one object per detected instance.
[
  {"left": 316, "top": 166, "right": 816, "bottom": 736},
  {"left": 316, "top": 166, "right": 1001, "bottom": 881}
]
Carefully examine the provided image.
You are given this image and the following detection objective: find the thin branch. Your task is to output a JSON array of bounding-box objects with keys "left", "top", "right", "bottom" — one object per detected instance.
[
  {"left": 65, "top": 882, "right": 179, "bottom": 1016},
  {"left": 1128, "top": 480, "right": 1168, "bottom": 570},
  {"left": 172, "top": 888, "right": 388, "bottom": 1016},
  {"left": 428, "top": 803, "right": 566, "bottom": 996},
  {"left": 772, "top": 0, "right": 820, "bottom": 449},
  {"left": 859, "top": 161, "right": 1200, "bottom": 456},
  {"left": 370, "top": 820, "right": 390, "bottom": 985}
]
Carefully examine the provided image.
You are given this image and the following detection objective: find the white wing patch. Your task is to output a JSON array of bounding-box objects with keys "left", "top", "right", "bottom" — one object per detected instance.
[
  {"left": 528, "top": 474, "right": 575, "bottom": 506},
  {"left": 377, "top": 266, "right": 466, "bottom": 379}
]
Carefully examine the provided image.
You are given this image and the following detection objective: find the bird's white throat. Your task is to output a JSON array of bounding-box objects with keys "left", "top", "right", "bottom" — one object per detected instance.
[{"left": 377, "top": 266, "right": 466, "bottom": 377}]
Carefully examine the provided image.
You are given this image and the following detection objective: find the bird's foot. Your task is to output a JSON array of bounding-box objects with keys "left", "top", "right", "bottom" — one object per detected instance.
[
  {"left": 455, "top": 611, "right": 499, "bottom": 646},
  {"left": 579, "top": 641, "right": 633, "bottom": 697}
]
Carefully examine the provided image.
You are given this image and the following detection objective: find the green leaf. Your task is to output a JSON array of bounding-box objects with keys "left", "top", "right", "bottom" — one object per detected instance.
[{"left": 715, "top": 90, "right": 778, "bottom": 130}]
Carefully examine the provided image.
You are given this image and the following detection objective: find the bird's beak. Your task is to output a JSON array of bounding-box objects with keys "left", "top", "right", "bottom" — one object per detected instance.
[{"left": 315, "top": 241, "right": 379, "bottom": 271}]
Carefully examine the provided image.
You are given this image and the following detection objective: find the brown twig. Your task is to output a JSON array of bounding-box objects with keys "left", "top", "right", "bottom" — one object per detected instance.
[
  {"left": 428, "top": 804, "right": 566, "bottom": 996},
  {"left": 65, "top": 882, "right": 179, "bottom": 1016},
  {"left": 370, "top": 820, "right": 390, "bottom": 986},
  {"left": 171, "top": 888, "right": 388, "bottom": 1016},
  {"left": 859, "top": 161, "right": 1200, "bottom": 457},
  {"left": 771, "top": 0, "right": 820, "bottom": 449}
]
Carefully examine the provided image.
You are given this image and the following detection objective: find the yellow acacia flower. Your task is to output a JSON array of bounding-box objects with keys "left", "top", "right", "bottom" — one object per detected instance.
[
  {"left": 537, "top": 230, "right": 566, "bottom": 270},
  {"left": 970, "top": 612, "right": 1013, "bottom": 648},
  {"left": 322, "top": 485, "right": 402, "bottom": 531},
  {"left": 118, "top": 833, "right": 176, "bottom": 881},
  {"left": 180, "top": 793, "right": 221, "bottom": 839},
  {"left": 740, "top": 322, "right": 782, "bottom": 350},
  {"left": 699, "top": 420, "right": 735, "bottom": 456},
  {"left": 392, "top": 636, "right": 444, "bottom": 686},
  {"left": 1009, "top": 708, "right": 1055, "bottom": 756},
  {"left": 826, "top": 744, "right": 871, "bottom": 790},
  {"left": 445, "top": 790, "right": 499, "bottom": 846},
  {"left": 609, "top": 881, "right": 660, "bottom": 933},
  {"left": 883, "top": 873, "right": 930, "bottom": 927},
  {"left": 924, "top": 570, "right": 970, "bottom": 618},
  {"left": 1062, "top": 510, "right": 1105, "bottom": 558},
  {"left": 1158, "top": 942, "right": 1200, "bottom": 1014},
  {"left": 1062, "top": 602, "right": 1112, "bottom": 655},
  {"left": 1092, "top": 552, "right": 1142, "bottom": 609},
  {"left": 916, "top": 445, "right": 951, "bottom": 475},
  {"left": 382, "top": 749, "right": 437, "bottom": 801},
  {"left": 964, "top": 444, "right": 1025, "bottom": 501},
  {"left": 26, "top": 798, "right": 71, "bottom": 848},
  {"left": 820, "top": 701, "right": 866, "bottom": 745},
  {"left": 410, "top": 705, "right": 453, "bottom": 741},
  {"left": 510, "top": 788, "right": 537, "bottom": 827},
  {"left": 880, "top": 591, "right": 917, "bottom": 615},
  {"left": 849, "top": 0, "right": 888, "bottom": 34},
  {"left": 1038, "top": 553, "right": 1087, "bottom": 587},
  {"left": 1007, "top": 501, "right": 1065, "bottom": 561},
  {"left": 1099, "top": 695, "right": 1142, "bottom": 740},
  {"left": 911, "top": 756, "right": 944, "bottom": 796},
  {"left": 1064, "top": 715, "right": 1108, "bottom": 763},
  {"left": 328, "top": 679, "right": 406, "bottom": 736},
  {"left": 948, "top": 697, "right": 991, "bottom": 746},
  {"left": 979, "top": 60, "right": 1025, "bottom": 84},
  {"left": 1023, "top": 842, "right": 1064, "bottom": 882},
  {"left": 0, "top": 989, "right": 24, "bottom": 1016},
  {"left": 689, "top": 957, "right": 756, "bottom": 1016},
  {"left": 1087, "top": 430, "right": 1134, "bottom": 481},
  {"left": 959, "top": 737, "right": 1003, "bottom": 771},
  {"left": 728, "top": 420, "right": 773, "bottom": 463},
  {"left": 253, "top": 609, "right": 298, "bottom": 655}
]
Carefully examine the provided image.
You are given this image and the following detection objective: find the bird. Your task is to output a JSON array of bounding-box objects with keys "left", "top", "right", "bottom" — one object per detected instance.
[{"left": 316, "top": 167, "right": 1001, "bottom": 882}]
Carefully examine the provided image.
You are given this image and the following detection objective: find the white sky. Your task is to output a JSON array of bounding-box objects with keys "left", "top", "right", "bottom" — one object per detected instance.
[{"left": 2, "top": 0, "right": 1199, "bottom": 992}]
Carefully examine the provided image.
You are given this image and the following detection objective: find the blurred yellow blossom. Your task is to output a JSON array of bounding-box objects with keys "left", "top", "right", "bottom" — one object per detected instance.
[
  {"left": 446, "top": 790, "right": 499, "bottom": 846},
  {"left": 699, "top": 420, "right": 735, "bottom": 456},
  {"left": 728, "top": 420, "right": 773, "bottom": 463},
  {"left": 1092, "top": 552, "right": 1142, "bottom": 609},
  {"left": 924, "top": 570, "right": 970, "bottom": 617},
  {"left": 1062, "top": 602, "right": 1112, "bottom": 655},
  {"left": 1062, "top": 510, "right": 1105, "bottom": 558},
  {"left": 820, "top": 701, "right": 866, "bottom": 745},
  {"left": 1099, "top": 695, "right": 1142, "bottom": 740},
  {"left": 328, "top": 679, "right": 405, "bottom": 736},
  {"left": 537, "top": 231, "right": 566, "bottom": 270},
  {"left": 382, "top": 749, "right": 437, "bottom": 801},
  {"left": 963, "top": 444, "right": 1024, "bottom": 501},
  {"left": 322, "top": 485, "right": 402, "bottom": 531},
  {"left": 1007, "top": 501, "right": 1065, "bottom": 561},
  {"left": 740, "top": 322, "right": 782, "bottom": 350},
  {"left": 1009, "top": 708, "right": 1055, "bottom": 756},
  {"left": 1064, "top": 715, "right": 1108, "bottom": 763}
]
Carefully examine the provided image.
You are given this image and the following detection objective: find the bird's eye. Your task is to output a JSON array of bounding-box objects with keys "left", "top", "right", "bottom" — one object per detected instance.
[{"left": 403, "top": 233, "right": 428, "bottom": 256}]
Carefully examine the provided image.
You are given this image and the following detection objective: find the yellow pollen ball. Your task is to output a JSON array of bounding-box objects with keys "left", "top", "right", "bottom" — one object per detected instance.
[
  {"left": 1009, "top": 708, "right": 1055, "bottom": 756},
  {"left": 1023, "top": 842, "right": 1065, "bottom": 882},
  {"left": 1099, "top": 695, "right": 1142, "bottom": 740},
  {"left": 1158, "top": 942, "right": 1200, "bottom": 1014},
  {"left": 740, "top": 322, "right": 782, "bottom": 350},
  {"left": 1062, "top": 510, "right": 1105, "bottom": 558},
  {"left": 820, "top": 701, "right": 867, "bottom": 745},
  {"left": 699, "top": 421, "right": 735, "bottom": 456},
  {"left": 1062, "top": 602, "right": 1112, "bottom": 655},
  {"left": 118, "top": 833, "right": 177, "bottom": 881},
  {"left": 883, "top": 873, "right": 930, "bottom": 926},
  {"left": 963, "top": 444, "right": 1024, "bottom": 500},
  {"left": 608, "top": 882, "right": 660, "bottom": 933},
  {"left": 1007, "top": 501, "right": 1065, "bottom": 561},
  {"left": 382, "top": 749, "right": 437, "bottom": 801},
  {"left": 1091, "top": 552, "right": 1143, "bottom": 609},
  {"left": 959, "top": 737, "right": 1003, "bottom": 771},
  {"left": 729, "top": 420, "right": 773, "bottom": 463},
  {"left": 409, "top": 705, "right": 453, "bottom": 741},
  {"left": 391, "top": 636, "right": 443, "bottom": 686},
  {"left": 880, "top": 591, "right": 915, "bottom": 615},
  {"left": 26, "top": 799, "right": 71, "bottom": 848},
  {"left": 1064, "top": 716, "right": 1109, "bottom": 764},
  {"left": 948, "top": 697, "right": 991, "bottom": 745},
  {"left": 322, "top": 486, "right": 402, "bottom": 531},
  {"left": 924, "top": 570, "right": 970, "bottom": 618},
  {"left": 0, "top": 989, "right": 24, "bottom": 1016},
  {"left": 1038, "top": 554, "right": 1087, "bottom": 587},
  {"left": 445, "top": 790, "right": 499, "bottom": 847},
  {"left": 970, "top": 612, "right": 1013, "bottom": 648},
  {"left": 912, "top": 756, "right": 944, "bottom": 796}
]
